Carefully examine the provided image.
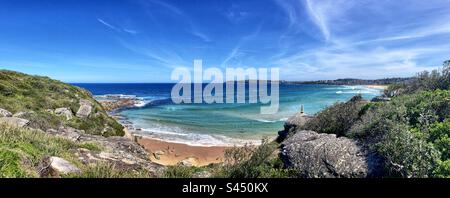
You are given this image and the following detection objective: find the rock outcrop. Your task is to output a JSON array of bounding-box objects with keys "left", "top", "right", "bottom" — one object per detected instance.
[
  {"left": 54, "top": 107, "right": 73, "bottom": 120},
  {"left": 0, "top": 108, "right": 12, "bottom": 117},
  {"left": 13, "top": 111, "right": 34, "bottom": 118},
  {"left": 0, "top": 117, "right": 30, "bottom": 127},
  {"left": 99, "top": 99, "right": 138, "bottom": 111},
  {"left": 178, "top": 157, "right": 199, "bottom": 167},
  {"left": 47, "top": 156, "right": 81, "bottom": 176},
  {"left": 76, "top": 99, "right": 92, "bottom": 118},
  {"left": 277, "top": 112, "right": 313, "bottom": 142},
  {"left": 45, "top": 126, "right": 163, "bottom": 175},
  {"left": 281, "top": 130, "right": 382, "bottom": 178}
]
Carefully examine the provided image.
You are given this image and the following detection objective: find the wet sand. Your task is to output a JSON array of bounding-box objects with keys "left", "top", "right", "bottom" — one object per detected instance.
[{"left": 135, "top": 136, "right": 230, "bottom": 166}]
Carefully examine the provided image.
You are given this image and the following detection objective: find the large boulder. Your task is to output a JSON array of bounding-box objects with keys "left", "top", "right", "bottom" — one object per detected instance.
[
  {"left": 178, "top": 157, "right": 199, "bottom": 167},
  {"left": 54, "top": 107, "right": 73, "bottom": 120},
  {"left": 76, "top": 99, "right": 92, "bottom": 118},
  {"left": 277, "top": 112, "right": 313, "bottom": 142},
  {"left": 0, "top": 108, "right": 12, "bottom": 117},
  {"left": 281, "top": 130, "right": 382, "bottom": 178},
  {"left": 13, "top": 111, "right": 34, "bottom": 118},
  {"left": 46, "top": 127, "right": 84, "bottom": 141},
  {"left": 45, "top": 126, "right": 163, "bottom": 175},
  {"left": 48, "top": 156, "right": 81, "bottom": 176},
  {"left": 0, "top": 117, "right": 30, "bottom": 127}
]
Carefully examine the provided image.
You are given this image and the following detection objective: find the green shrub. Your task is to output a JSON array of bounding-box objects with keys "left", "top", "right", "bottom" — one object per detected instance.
[
  {"left": 215, "top": 139, "right": 289, "bottom": 178},
  {"left": 162, "top": 166, "right": 203, "bottom": 178},
  {"left": 375, "top": 123, "right": 439, "bottom": 178},
  {"left": 348, "top": 90, "right": 450, "bottom": 177},
  {"left": 303, "top": 95, "right": 368, "bottom": 137},
  {"left": 433, "top": 160, "right": 450, "bottom": 178},
  {"left": 426, "top": 120, "right": 450, "bottom": 159}
]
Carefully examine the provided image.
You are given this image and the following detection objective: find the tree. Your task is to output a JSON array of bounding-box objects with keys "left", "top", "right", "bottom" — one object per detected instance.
[{"left": 443, "top": 60, "right": 450, "bottom": 89}]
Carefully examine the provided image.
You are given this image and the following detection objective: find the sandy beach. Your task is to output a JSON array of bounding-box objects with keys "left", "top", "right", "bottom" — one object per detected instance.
[
  {"left": 134, "top": 135, "right": 230, "bottom": 166},
  {"left": 364, "top": 85, "right": 389, "bottom": 89}
]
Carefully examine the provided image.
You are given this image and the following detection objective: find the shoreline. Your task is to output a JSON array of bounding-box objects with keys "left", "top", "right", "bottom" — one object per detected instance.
[
  {"left": 136, "top": 136, "right": 230, "bottom": 166},
  {"left": 363, "top": 84, "right": 389, "bottom": 89},
  {"left": 106, "top": 84, "right": 385, "bottom": 166},
  {"left": 122, "top": 125, "right": 232, "bottom": 166}
]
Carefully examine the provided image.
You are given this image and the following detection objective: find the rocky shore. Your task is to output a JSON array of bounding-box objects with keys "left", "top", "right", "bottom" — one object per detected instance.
[{"left": 96, "top": 95, "right": 141, "bottom": 111}]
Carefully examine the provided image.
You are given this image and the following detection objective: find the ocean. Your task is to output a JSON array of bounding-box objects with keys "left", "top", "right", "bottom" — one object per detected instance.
[{"left": 73, "top": 83, "right": 383, "bottom": 146}]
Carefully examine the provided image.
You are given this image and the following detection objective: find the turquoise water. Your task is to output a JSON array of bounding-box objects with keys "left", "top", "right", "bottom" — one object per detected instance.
[{"left": 75, "top": 83, "right": 382, "bottom": 146}]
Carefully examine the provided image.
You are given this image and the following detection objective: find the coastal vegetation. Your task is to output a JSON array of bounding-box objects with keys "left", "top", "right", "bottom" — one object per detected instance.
[
  {"left": 278, "top": 60, "right": 450, "bottom": 178},
  {"left": 0, "top": 70, "right": 123, "bottom": 137},
  {"left": 0, "top": 123, "right": 151, "bottom": 178},
  {"left": 0, "top": 60, "right": 449, "bottom": 178},
  {"left": 214, "top": 140, "right": 289, "bottom": 178}
]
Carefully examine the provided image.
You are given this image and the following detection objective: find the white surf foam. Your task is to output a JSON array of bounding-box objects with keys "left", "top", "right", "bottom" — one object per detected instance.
[{"left": 134, "top": 126, "right": 262, "bottom": 147}]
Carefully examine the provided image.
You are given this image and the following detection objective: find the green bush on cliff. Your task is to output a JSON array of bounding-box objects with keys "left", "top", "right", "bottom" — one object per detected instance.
[
  {"left": 302, "top": 95, "right": 368, "bottom": 137},
  {"left": 348, "top": 90, "right": 450, "bottom": 177},
  {"left": 0, "top": 70, "right": 123, "bottom": 136},
  {"left": 215, "top": 140, "right": 289, "bottom": 178},
  {"left": 375, "top": 123, "right": 439, "bottom": 177}
]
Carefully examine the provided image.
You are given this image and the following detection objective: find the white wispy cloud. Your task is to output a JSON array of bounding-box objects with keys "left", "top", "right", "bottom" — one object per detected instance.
[
  {"left": 304, "top": 0, "right": 330, "bottom": 41},
  {"left": 97, "top": 18, "right": 120, "bottom": 32},
  {"left": 123, "top": 29, "right": 139, "bottom": 34},
  {"left": 271, "top": 0, "right": 450, "bottom": 80},
  {"left": 221, "top": 46, "right": 241, "bottom": 68},
  {"left": 116, "top": 37, "right": 189, "bottom": 69},
  {"left": 190, "top": 30, "right": 211, "bottom": 42},
  {"left": 97, "top": 18, "right": 139, "bottom": 35},
  {"left": 220, "top": 24, "right": 262, "bottom": 68},
  {"left": 141, "top": 0, "right": 211, "bottom": 42}
]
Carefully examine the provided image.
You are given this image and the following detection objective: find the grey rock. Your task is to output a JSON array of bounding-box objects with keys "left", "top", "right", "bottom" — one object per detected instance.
[
  {"left": 0, "top": 117, "right": 30, "bottom": 127},
  {"left": 281, "top": 130, "right": 381, "bottom": 178},
  {"left": 278, "top": 112, "right": 313, "bottom": 142},
  {"left": 46, "top": 129, "right": 58, "bottom": 133},
  {"left": 54, "top": 107, "right": 73, "bottom": 120},
  {"left": 193, "top": 171, "right": 212, "bottom": 178},
  {"left": 73, "top": 132, "right": 163, "bottom": 175},
  {"left": 13, "top": 111, "right": 34, "bottom": 118},
  {"left": 178, "top": 157, "right": 198, "bottom": 167},
  {"left": 0, "top": 108, "right": 12, "bottom": 117},
  {"left": 79, "top": 99, "right": 92, "bottom": 106},
  {"left": 49, "top": 157, "right": 81, "bottom": 175},
  {"left": 371, "top": 96, "right": 391, "bottom": 102},
  {"left": 285, "top": 112, "right": 313, "bottom": 128},
  {"left": 44, "top": 125, "right": 163, "bottom": 176},
  {"left": 45, "top": 127, "right": 84, "bottom": 141},
  {"left": 76, "top": 99, "right": 92, "bottom": 118}
]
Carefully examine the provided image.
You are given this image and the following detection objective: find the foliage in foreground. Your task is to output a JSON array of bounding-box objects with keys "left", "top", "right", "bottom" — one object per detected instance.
[
  {"left": 355, "top": 90, "right": 449, "bottom": 178},
  {"left": 214, "top": 139, "right": 291, "bottom": 178},
  {"left": 0, "top": 70, "right": 123, "bottom": 136},
  {"left": 0, "top": 124, "right": 150, "bottom": 178}
]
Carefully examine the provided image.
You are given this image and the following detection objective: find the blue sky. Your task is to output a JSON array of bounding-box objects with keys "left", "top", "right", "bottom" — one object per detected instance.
[{"left": 0, "top": 0, "right": 449, "bottom": 83}]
